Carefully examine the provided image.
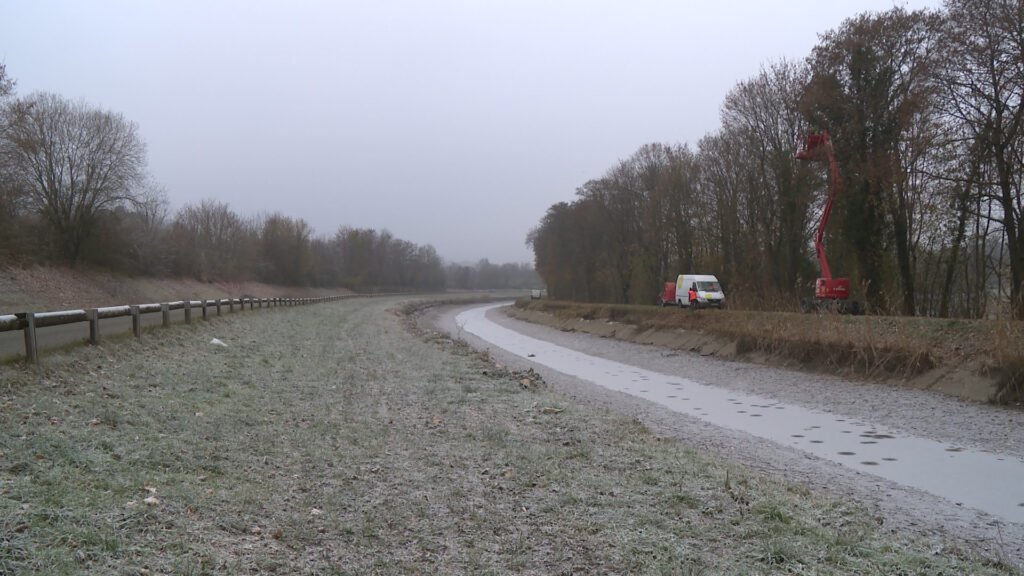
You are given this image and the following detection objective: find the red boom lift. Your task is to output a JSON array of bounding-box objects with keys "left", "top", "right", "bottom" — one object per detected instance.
[{"left": 796, "top": 131, "right": 860, "bottom": 314}]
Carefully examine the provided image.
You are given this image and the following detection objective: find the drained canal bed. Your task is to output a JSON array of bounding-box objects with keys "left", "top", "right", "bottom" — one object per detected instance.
[{"left": 457, "top": 303, "right": 1024, "bottom": 525}]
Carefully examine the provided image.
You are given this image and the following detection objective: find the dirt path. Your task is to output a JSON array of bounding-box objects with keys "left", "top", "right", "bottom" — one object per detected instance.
[{"left": 428, "top": 303, "right": 1024, "bottom": 567}]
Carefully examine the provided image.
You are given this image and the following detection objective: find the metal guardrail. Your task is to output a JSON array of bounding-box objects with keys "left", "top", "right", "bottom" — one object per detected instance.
[{"left": 1, "top": 295, "right": 354, "bottom": 364}]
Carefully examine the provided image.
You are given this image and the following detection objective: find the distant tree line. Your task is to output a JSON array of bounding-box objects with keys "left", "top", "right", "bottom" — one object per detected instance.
[
  {"left": 529, "top": 0, "right": 1024, "bottom": 319},
  {"left": 445, "top": 260, "right": 540, "bottom": 291},
  {"left": 0, "top": 64, "right": 527, "bottom": 292}
]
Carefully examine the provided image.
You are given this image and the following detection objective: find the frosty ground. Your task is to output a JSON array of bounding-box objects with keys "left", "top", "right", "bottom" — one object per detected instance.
[{"left": 0, "top": 296, "right": 1018, "bottom": 574}]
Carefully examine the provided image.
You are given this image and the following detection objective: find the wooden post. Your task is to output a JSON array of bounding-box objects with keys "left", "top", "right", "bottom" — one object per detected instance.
[
  {"left": 184, "top": 299, "right": 192, "bottom": 324},
  {"left": 23, "top": 312, "right": 38, "bottom": 364},
  {"left": 131, "top": 306, "right": 141, "bottom": 338},
  {"left": 87, "top": 308, "right": 99, "bottom": 345},
  {"left": 201, "top": 300, "right": 208, "bottom": 321},
  {"left": 161, "top": 303, "right": 170, "bottom": 327}
]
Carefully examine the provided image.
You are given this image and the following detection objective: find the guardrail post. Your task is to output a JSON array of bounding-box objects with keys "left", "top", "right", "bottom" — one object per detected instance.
[
  {"left": 87, "top": 308, "right": 99, "bottom": 345},
  {"left": 23, "top": 312, "right": 38, "bottom": 364},
  {"left": 201, "top": 300, "right": 208, "bottom": 321},
  {"left": 216, "top": 299, "right": 222, "bottom": 316},
  {"left": 161, "top": 303, "right": 170, "bottom": 327},
  {"left": 184, "top": 299, "right": 192, "bottom": 324},
  {"left": 131, "top": 305, "right": 141, "bottom": 338},
  {"left": 229, "top": 298, "right": 235, "bottom": 313},
  {"left": 258, "top": 298, "right": 263, "bottom": 309}
]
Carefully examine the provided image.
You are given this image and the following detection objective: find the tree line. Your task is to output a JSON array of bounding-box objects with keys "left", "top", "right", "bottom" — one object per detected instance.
[
  {"left": 529, "top": 0, "right": 1024, "bottom": 319},
  {"left": 0, "top": 64, "right": 537, "bottom": 292}
]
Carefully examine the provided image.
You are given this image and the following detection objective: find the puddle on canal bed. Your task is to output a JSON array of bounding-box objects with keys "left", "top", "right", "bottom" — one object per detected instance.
[{"left": 458, "top": 303, "right": 1024, "bottom": 524}]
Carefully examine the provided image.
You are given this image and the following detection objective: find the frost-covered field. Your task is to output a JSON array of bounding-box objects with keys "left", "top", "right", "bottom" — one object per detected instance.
[{"left": 0, "top": 297, "right": 1016, "bottom": 574}]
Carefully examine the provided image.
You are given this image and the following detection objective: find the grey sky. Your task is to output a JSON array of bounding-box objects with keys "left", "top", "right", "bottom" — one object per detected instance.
[{"left": 1, "top": 0, "right": 940, "bottom": 264}]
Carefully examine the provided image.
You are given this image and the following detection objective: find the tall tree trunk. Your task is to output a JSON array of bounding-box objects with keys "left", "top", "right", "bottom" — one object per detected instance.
[{"left": 939, "top": 180, "right": 972, "bottom": 317}]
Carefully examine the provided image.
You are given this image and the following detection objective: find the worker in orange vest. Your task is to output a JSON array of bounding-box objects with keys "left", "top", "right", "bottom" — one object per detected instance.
[{"left": 688, "top": 283, "right": 698, "bottom": 309}]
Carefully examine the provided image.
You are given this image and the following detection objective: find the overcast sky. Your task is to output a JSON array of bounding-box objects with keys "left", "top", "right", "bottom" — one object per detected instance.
[{"left": 1, "top": 0, "right": 941, "bottom": 264}]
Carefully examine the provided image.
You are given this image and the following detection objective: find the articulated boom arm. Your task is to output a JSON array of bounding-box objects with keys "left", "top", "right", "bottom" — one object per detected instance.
[{"left": 796, "top": 131, "right": 843, "bottom": 282}]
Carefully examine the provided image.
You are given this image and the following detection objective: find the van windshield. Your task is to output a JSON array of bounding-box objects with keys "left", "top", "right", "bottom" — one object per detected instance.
[{"left": 697, "top": 281, "right": 721, "bottom": 292}]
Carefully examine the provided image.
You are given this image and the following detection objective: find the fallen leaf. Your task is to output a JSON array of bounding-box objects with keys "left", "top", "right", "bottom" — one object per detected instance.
[
  {"left": 143, "top": 496, "right": 160, "bottom": 506},
  {"left": 272, "top": 528, "right": 283, "bottom": 540},
  {"left": 541, "top": 407, "right": 564, "bottom": 414},
  {"left": 249, "top": 526, "right": 262, "bottom": 535},
  {"left": 87, "top": 418, "right": 101, "bottom": 426},
  {"left": 310, "top": 508, "right": 323, "bottom": 516}
]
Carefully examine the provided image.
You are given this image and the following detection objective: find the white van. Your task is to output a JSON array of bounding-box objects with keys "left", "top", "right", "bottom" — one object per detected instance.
[{"left": 676, "top": 274, "right": 726, "bottom": 308}]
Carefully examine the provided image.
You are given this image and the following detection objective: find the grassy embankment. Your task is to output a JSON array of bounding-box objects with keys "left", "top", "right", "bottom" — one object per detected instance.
[
  {"left": 0, "top": 296, "right": 1017, "bottom": 574},
  {"left": 514, "top": 299, "right": 1024, "bottom": 405}
]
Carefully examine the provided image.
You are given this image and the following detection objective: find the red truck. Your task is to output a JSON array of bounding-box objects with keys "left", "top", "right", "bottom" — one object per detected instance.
[{"left": 657, "top": 282, "right": 677, "bottom": 307}]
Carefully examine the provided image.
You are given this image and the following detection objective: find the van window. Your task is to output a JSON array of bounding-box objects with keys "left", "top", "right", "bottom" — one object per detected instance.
[{"left": 697, "top": 281, "right": 721, "bottom": 292}]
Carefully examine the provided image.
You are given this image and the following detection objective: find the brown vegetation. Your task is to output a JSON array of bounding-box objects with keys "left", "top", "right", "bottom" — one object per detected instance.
[{"left": 514, "top": 299, "right": 1024, "bottom": 404}]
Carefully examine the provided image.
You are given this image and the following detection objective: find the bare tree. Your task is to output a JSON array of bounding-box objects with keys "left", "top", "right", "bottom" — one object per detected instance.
[
  {"left": 715, "top": 59, "right": 817, "bottom": 303},
  {"left": 168, "top": 200, "right": 257, "bottom": 281},
  {"left": 939, "top": 0, "right": 1024, "bottom": 318},
  {"left": 0, "top": 62, "right": 13, "bottom": 99},
  {"left": 259, "top": 213, "right": 313, "bottom": 285},
  {"left": 118, "top": 180, "right": 170, "bottom": 274},
  {"left": 802, "top": 8, "right": 942, "bottom": 314},
  {"left": 2, "top": 92, "right": 147, "bottom": 264}
]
